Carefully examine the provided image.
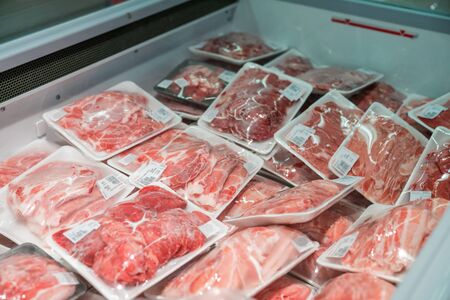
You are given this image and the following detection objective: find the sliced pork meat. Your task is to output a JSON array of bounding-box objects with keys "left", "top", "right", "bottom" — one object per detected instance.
[
  {"left": 397, "top": 97, "right": 433, "bottom": 134},
  {"left": 270, "top": 53, "right": 313, "bottom": 77},
  {"left": 255, "top": 275, "right": 313, "bottom": 300},
  {"left": 417, "top": 99, "right": 450, "bottom": 130},
  {"left": 350, "top": 82, "right": 405, "bottom": 112}
]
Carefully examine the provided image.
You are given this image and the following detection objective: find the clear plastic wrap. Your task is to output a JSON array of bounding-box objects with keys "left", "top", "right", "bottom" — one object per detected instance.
[
  {"left": 314, "top": 273, "right": 395, "bottom": 300},
  {"left": 199, "top": 63, "right": 312, "bottom": 155},
  {"left": 43, "top": 81, "right": 181, "bottom": 161},
  {"left": 160, "top": 226, "right": 318, "bottom": 297},
  {"left": 318, "top": 198, "right": 449, "bottom": 282},
  {"left": 255, "top": 275, "right": 314, "bottom": 300},
  {"left": 350, "top": 81, "right": 406, "bottom": 112},
  {"left": 0, "top": 243, "right": 86, "bottom": 300},
  {"left": 408, "top": 92, "right": 450, "bottom": 133},
  {"left": 265, "top": 49, "right": 313, "bottom": 77},
  {"left": 49, "top": 183, "right": 228, "bottom": 300},
  {"left": 156, "top": 95, "right": 204, "bottom": 120},
  {"left": 396, "top": 93, "right": 433, "bottom": 135},
  {"left": 275, "top": 91, "right": 363, "bottom": 179},
  {"left": 329, "top": 102, "right": 427, "bottom": 205}
]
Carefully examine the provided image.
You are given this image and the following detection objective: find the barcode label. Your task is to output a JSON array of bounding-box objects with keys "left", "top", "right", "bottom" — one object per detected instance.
[
  {"left": 149, "top": 107, "right": 173, "bottom": 123},
  {"left": 118, "top": 153, "right": 137, "bottom": 166},
  {"left": 51, "top": 109, "right": 67, "bottom": 122},
  {"left": 96, "top": 175, "right": 126, "bottom": 199},
  {"left": 332, "top": 175, "right": 362, "bottom": 186},
  {"left": 157, "top": 79, "right": 173, "bottom": 89},
  {"left": 332, "top": 147, "right": 359, "bottom": 176},
  {"left": 63, "top": 220, "right": 101, "bottom": 244},
  {"left": 174, "top": 78, "right": 189, "bottom": 88},
  {"left": 329, "top": 232, "right": 358, "bottom": 258},
  {"left": 418, "top": 104, "right": 447, "bottom": 119},
  {"left": 219, "top": 70, "right": 235, "bottom": 83},
  {"left": 199, "top": 221, "right": 220, "bottom": 239},
  {"left": 287, "top": 124, "right": 315, "bottom": 147},
  {"left": 293, "top": 235, "right": 316, "bottom": 253},
  {"left": 410, "top": 191, "right": 432, "bottom": 201},
  {"left": 202, "top": 107, "right": 218, "bottom": 122},
  {"left": 54, "top": 272, "right": 79, "bottom": 286},
  {"left": 135, "top": 162, "right": 166, "bottom": 186},
  {"left": 282, "top": 83, "right": 304, "bottom": 101}
]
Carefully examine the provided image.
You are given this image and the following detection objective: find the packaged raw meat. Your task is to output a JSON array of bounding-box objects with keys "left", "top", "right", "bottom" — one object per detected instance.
[
  {"left": 314, "top": 273, "right": 395, "bottom": 300},
  {"left": 0, "top": 139, "right": 58, "bottom": 189},
  {"left": 265, "top": 49, "right": 313, "bottom": 77},
  {"left": 0, "top": 243, "right": 86, "bottom": 300},
  {"left": 160, "top": 225, "right": 319, "bottom": 297},
  {"left": 199, "top": 63, "right": 313, "bottom": 155},
  {"left": 299, "top": 67, "right": 383, "bottom": 95},
  {"left": 328, "top": 102, "right": 427, "bottom": 205},
  {"left": 43, "top": 81, "right": 181, "bottom": 161},
  {"left": 0, "top": 146, "right": 133, "bottom": 250},
  {"left": 49, "top": 183, "right": 228, "bottom": 300},
  {"left": 225, "top": 177, "right": 362, "bottom": 227},
  {"left": 275, "top": 91, "right": 363, "bottom": 179},
  {"left": 397, "top": 93, "right": 433, "bottom": 135},
  {"left": 399, "top": 126, "right": 449, "bottom": 203},
  {"left": 350, "top": 81, "right": 405, "bottom": 112},
  {"left": 154, "top": 60, "right": 235, "bottom": 108},
  {"left": 146, "top": 289, "right": 251, "bottom": 300},
  {"left": 408, "top": 92, "right": 450, "bottom": 133},
  {"left": 263, "top": 146, "right": 320, "bottom": 186},
  {"left": 156, "top": 95, "right": 204, "bottom": 120},
  {"left": 189, "top": 32, "right": 286, "bottom": 64},
  {"left": 255, "top": 275, "right": 314, "bottom": 300},
  {"left": 125, "top": 126, "right": 263, "bottom": 217},
  {"left": 318, "top": 198, "right": 449, "bottom": 282}
]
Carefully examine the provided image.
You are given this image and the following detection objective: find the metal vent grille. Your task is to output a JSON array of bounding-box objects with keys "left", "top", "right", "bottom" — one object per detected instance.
[{"left": 0, "top": 0, "right": 236, "bottom": 103}]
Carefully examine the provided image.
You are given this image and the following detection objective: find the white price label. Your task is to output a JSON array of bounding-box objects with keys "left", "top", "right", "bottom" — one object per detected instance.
[
  {"left": 51, "top": 109, "right": 67, "bottom": 122},
  {"left": 203, "top": 107, "right": 218, "bottom": 122},
  {"left": 293, "top": 235, "right": 316, "bottom": 253},
  {"left": 329, "top": 232, "right": 358, "bottom": 258},
  {"left": 283, "top": 83, "right": 304, "bottom": 101},
  {"left": 332, "top": 147, "right": 359, "bottom": 176},
  {"left": 149, "top": 107, "right": 173, "bottom": 123},
  {"left": 96, "top": 175, "right": 126, "bottom": 199},
  {"left": 63, "top": 220, "right": 101, "bottom": 244},
  {"left": 174, "top": 78, "right": 189, "bottom": 88},
  {"left": 418, "top": 104, "right": 447, "bottom": 119},
  {"left": 135, "top": 162, "right": 166, "bottom": 186},
  {"left": 218, "top": 70, "right": 235, "bottom": 83},
  {"left": 157, "top": 79, "right": 173, "bottom": 89},
  {"left": 287, "top": 124, "right": 315, "bottom": 147},
  {"left": 199, "top": 221, "right": 220, "bottom": 239},
  {"left": 410, "top": 191, "right": 432, "bottom": 201},
  {"left": 54, "top": 272, "right": 79, "bottom": 286},
  {"left": 332, "top": 175, "right": 362, "bottom": 186},
  {"left": 118, "top": 153, "right": 137, "bottom": 166}
]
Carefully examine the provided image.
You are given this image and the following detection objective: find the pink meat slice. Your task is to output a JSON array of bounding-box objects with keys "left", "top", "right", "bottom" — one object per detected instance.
[
  {"left": 272, "top": 54, "right": 313, "bottom": 77},
  {"left": 397, "top": 97, "right": 433, "bottom": 135},
  {"left": 0, "top": 253, "right": 76, "bottom": 300},
  {"left": 58, "top": 91, "right": 164, "bottom": 153},
  {"left": 162, "top": 226, "right": 307, "bottom": 297},
  {"left": 314, "top": 273, "right": 395, "bottom": 300},
  {"left": 350, "top": 82, "right": 405, "bottom": 112},
  {"left": 255, "top": 275, "right": 312, "bottom": 300}
]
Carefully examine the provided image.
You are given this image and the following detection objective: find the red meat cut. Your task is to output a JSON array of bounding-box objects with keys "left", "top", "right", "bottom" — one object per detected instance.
[
  {"left": 350, "top": 82, "right": 405, "bottom": 112},
  {"left": 397, "top": 97, "right": 433, "bottom": 135},
  {"left": 417, "top": 99, "right": 450, "bottom": 129},
  {"left": 271, "top": 54, "right": 313, "bottom": 77},
  {"left": 255, "top": 275, "right": 312, "bottom": 300}
]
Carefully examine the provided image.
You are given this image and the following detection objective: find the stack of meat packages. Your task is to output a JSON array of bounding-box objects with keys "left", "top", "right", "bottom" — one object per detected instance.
[{"left": 0, "top": 31, "right": 449, "bottom": 300}]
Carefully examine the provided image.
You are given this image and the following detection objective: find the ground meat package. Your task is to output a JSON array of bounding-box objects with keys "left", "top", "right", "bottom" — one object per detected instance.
[
  {"left": 328, "top": 102, "right": 428, "bottom": 205},
  {"left": 154, "top": 60, "right": 235, "bottom": 108},
  {"left": 317, "top": 198, "right": 448, "bottom": 283},
  {"left": 0, "top": 138, "right": 59, "bottom": 189},
  {"left": 48, "top": 183, "right": 228, "bottom": 300},
  {"left": 0, "top": 146, "right": 134, "bottom": 252},
  {"left": 275, "top": 91, "right": 363, "bottom": 179},
  {"left": 43, "top": 81, "right": 181, "bottom": 161},
  {"left": 225, "top": 176, "right": 362, "bottom": 227},
  {"left": 397, "top": 93, "right": 433, "bottom": 135},
  {"left": 398, "top": 126, "right": 449, "bottom": 204},
  {"left": 255, "top": 275, "right": 315, "bottom": 300},
  {"left": 264, "top": 49, "right": 314, "bottom": 77},
  {"left": 199, "top": 63, "right": 313, "bottom": 155},
  {"left": 0, "top": 243, "right": 86, "bottom": 300},
  {"left": 189, "top": 32, "right": 287, "bottom": 65},
  {"left": 408, "top": 92, "right": 450, "bottom": 133}
]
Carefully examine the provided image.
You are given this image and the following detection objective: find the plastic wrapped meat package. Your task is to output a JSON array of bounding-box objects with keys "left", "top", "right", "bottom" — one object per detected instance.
[
  {"left": 0, "top": 139, "right": 59, "bottom": 189},
  {"left": 275, "top": 91, "right": 363, "bottom": 179},
  {"left": 291, "top": 200, "right": 364, "bottom": 287},
  {"left": 156, "top": 96, "right": 204, "bottom": 120},
  {"left": 314, "top": 273, "right": 395, "bottom": 300},
  {"left": 350, "top": 81, "right": 406, "bottom": 112},
  {"left": 265, "top": 49, "right": 313, "bottom": 77},
  {"left": 225, "top": 176, "right": 362, "bottom": 227},
  {"left": 154, "top": 60, "right": 235, "bottom": 107},
  {"left": 399, "top": 126, "right": 449, "bottom": 203},
  {"left": 255, "top": 275, "right": 314, "bottom": 300},
  {"left": 49, "top": 183, "right": 228, "bottom": 300},
  {"left": 408, "top": 92, "right": 450, "bottom": 133},
  {"left": 318, "top": 198, "right": 449, "bottom": 282},
  {"left": 329, "top": 102, "right": 428, "bottom": 205},
  {"left": 0, "top": 146, "right": 134, "bottom": 250},
  {"left": 157, "top": 225, "right": 318, "bottom": 298},
  {"left": 0, "top": 243, "right": 86, "bottom": 300},
  {"left": 43, "top": 81, "right": 181, "bottom": 161},
  {"left": 189, "top": 32, "right": 286, "bottom": 64},
  {"left": 397, "top": 93, "right": 433, "bottom": 135},
  {"left": 199, "top": 63, "right": 313, "bottom": 155}
]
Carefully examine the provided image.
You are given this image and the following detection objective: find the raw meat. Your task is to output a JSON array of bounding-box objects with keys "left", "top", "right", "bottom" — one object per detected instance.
[
  {"left": 288, "top": 101, "right": 363, "bottom": 178},
  {"left": 58, "top": 91, "right": 164, "bottom": 153},
  {"left": 350, "top": 82, "right": 405, "bottom": 112},
  {"left": 271, "top": 54, "right": 313, "bottom": 77},
  {"left": 417, "top": 100, "right": 450, "bottom": 129},
  {"left": 210, "top": 67, "right": 297, "bottom": 142},
  {"left": 200, "top": 32, "right": 274, "bottom": 60},
  {"left": 314, "top": 273, "right": 395, "bottom": 300},
  {"left": 255, "top": 276, "right": 312, "bottom": 300},
  {"left": 7, "top": 161, "right": 110, "bottom": 236},
  {"left": 162, "top": 226, "right": 309, "bottom": 297},
  {"left": 0, "top": 151, "right": 50, "bottom": 188},
  {"left": 411, "top": 146, "right": 450, "bottom": 199},
  {"left": 52, "top": 186, "right": 208, "bottom": 286},
  {"left": 0, "top": 253, "right": 76, "bottom": 300},
  {"left": 299, "top": 67, "right": 374, "bottom": 93},
  {"left": 158, "top": 96, "right": 204, "bottom": 116},
  {"left": 345, "top": 112, "right": 424, "bottom": 204},
  {"left": 341, "top": 198, "right": 448, "bottom": 275},
  {"left": 397, "top": 97, "right": 433, "bottom": 134}
]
